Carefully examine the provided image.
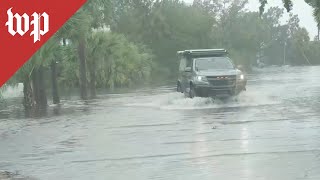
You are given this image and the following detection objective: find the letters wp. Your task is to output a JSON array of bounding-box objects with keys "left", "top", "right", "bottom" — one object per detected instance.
[{"left": 5, "top": 8, "right": 49, "bottom": 43}]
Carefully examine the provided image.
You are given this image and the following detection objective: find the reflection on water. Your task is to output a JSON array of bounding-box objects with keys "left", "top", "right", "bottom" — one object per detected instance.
[
  {"left": 241, "top": 127, "right": 249, "bottom": 152},
  {"left": 0, "top": 66, "right": 320, "bottom": 180},
  {"left": 190, "top": 121, "right": 209, "bottom": 164}
]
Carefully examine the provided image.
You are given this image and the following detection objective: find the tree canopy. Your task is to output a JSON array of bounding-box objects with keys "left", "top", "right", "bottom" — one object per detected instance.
[{"left": 2, "top": 0, "right": 319, "bottom": 109}]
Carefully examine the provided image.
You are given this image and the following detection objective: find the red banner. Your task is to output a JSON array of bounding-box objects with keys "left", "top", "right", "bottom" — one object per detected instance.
[{"left": 0, "top": 0, "right": 87, "bottom": 87}]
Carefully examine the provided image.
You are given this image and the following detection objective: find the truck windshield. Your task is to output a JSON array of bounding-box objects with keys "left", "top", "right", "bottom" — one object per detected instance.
[{"left": 194, "top": 57, "right": 234, "bottom": 71}]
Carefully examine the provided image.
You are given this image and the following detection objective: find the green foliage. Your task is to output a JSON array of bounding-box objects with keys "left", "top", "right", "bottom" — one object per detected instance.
[
  {"left": 59, "top": 45, "right": 79, "bottom": 87},
  {"left": 8, "top": 0, "right": 320, "bottom": 101},
  {"left": 260, "top": 0, "right": 293, "bottom": 14},
  {"left": 261, "top": 0, "right": 320, "bottom": 25},
  {"left": 8, "top": 36, "right": 61, "bottom": 85},
  {"left": 113, "top": 0, "right": 215, "bottom": 78},
  {"left": 282, "top": 0, "right": 293, "bottom": 12},
  {"left": 259, "top": 0, "right": 268, "bottom": 15},
  {"left": 56, "top": 30, "right": 153, "bottom": 90},
  {"left": 88, "top": 32, "right": 153, "bottom": 89}
]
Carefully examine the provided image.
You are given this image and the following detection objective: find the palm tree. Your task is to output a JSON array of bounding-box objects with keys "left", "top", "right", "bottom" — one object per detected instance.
[
  {"left": 260, "top": 0, "right": 320, "bottom": 41},
  {"left": 56, "top": 0, "right": 112, "bottom": 100},
  {"left": 87, "top": 31, "right": 106, "bottom": 98},
  {"left": 63, "top": 10, "right": 92, "bottom": 100},
  {"left": 50, "top": 36, "right": 64, "bottom": 104},
  {"left": 10, "top": 37, "right": 60, "bottom": 109},
  {"left": 305, "top": 0, "right": 320, "bottom": 40},
  {"left": 12, "top": 58, "right": 36, "bottom": 109},
  {"left": 259, "top": 0, "right": 320, "bottom": 13}
]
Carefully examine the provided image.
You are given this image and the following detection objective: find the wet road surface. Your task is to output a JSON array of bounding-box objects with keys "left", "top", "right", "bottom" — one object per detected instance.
[{"left": 1, "top": 66, "right": 320, "bottom": 180}]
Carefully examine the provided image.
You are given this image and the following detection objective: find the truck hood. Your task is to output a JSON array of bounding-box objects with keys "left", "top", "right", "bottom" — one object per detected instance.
[{"left": 196, "top": 69, "right": 241, "bottom": 76}]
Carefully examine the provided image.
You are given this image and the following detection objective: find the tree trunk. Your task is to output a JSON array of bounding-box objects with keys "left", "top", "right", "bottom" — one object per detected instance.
[
  {"left": 51, "top": 61, "right": 60, "bottom": 104},
  {"left": 38, "top": 66, "right": 47, "bottom": 107},
  {"left": 32, "top": 66, "right": 48, "bottom": 109},
  {"left": 317, "top": 23, "right": 320, "bottom": 41},
  {"left": 78, "top": 38, "right": 88, "bottom": 100},
  {"left": 23, "top": 78, "right": 34, "bottom": 109},
  {"left": 32, "top": 68, "right": 40, "bottom": 106},
  {"left": 62, "top": 38, "right": 67, "bottom": 46},
  {"left": 88, "top": 59, "right": 97, "bottom": 98}
]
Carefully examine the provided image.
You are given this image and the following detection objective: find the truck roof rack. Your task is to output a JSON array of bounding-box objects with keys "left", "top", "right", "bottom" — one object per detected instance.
[{"left": 177, "top": 49, "right": 228, "bottom": 57}]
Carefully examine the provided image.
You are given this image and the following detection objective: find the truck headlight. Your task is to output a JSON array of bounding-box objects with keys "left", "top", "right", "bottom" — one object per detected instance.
[
  {"left": 240, "top": 74, "right": 244, "bottom": 80},
  {"left": 195, "top": 76, "right": 207, "bottom": 82}
]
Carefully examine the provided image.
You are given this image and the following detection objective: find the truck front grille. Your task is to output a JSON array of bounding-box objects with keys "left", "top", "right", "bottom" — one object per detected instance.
[{"left": 207, "top": 75, "right": 236, "bottom": 87}]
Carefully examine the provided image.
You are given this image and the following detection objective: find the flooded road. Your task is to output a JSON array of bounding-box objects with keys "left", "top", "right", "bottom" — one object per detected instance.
[{"left": 1, "top": 66, "right": 320, "bottom": 180}]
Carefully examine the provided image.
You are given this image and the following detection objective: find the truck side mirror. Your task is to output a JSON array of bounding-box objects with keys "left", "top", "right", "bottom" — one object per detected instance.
[
  {"left": 237, "top": 65, "right": 244, "bottom": 72},
  {"left": 185, "top": 67, "right": 191, "bottom": 72}
]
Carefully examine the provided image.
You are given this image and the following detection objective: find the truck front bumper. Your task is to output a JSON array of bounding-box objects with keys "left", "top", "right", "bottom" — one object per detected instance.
[{"left": 194, "top": 81, "right": 246, "bottom": 97}]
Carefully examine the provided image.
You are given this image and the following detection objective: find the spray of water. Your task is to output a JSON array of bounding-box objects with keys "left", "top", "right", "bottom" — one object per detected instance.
[
  {"left": 125, "top": 86, "right": 280, "bottom": 110},
  {"left": 1, "top": 83, "right": 23, "bottom": 99}
]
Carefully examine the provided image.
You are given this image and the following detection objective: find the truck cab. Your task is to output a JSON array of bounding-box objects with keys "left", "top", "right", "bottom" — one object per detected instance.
[{"left": 176, "top": 49, "right": 247, "bottom": 98}]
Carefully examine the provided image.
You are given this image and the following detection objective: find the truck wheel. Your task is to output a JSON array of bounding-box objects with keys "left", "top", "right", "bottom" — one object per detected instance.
[
  {"left": 189, "top": 85, "right": 196, "bottom": 98},
  {"left": 177, "top": 82, "right": 183, "bottom": 93},
  {"left": 231, "top": 89, "right": 237, "bottom": 96}
]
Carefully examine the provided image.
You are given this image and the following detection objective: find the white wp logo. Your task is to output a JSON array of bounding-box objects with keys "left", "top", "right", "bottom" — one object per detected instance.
[{"left": 5, "top": 8, "right": 49, "bottom": 43}]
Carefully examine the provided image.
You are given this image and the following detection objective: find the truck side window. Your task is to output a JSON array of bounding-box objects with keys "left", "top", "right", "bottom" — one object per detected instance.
[
  {"left": 186, "top": 57, "right": 192, "bottom": 68},
  {"left": 179, "top": 57, "right": 187, "bottom": 71}
]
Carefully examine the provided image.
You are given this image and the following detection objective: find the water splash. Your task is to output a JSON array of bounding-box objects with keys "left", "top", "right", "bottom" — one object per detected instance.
[
  {"left": 1, "top": 83, "right": 23, "bottom": 99},
  {"left": 125, "top": 88, "right": 279, "bottom": 110}
]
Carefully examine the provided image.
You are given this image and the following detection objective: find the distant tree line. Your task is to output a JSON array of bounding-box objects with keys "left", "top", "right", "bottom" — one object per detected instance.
[{"left": 2, "top": 0, "right": 319, "bottom": 110}]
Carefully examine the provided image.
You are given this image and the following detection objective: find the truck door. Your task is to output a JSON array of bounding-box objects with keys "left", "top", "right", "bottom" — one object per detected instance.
[
  {"left": 179, "top": 57, "right": 187, "bottom": 90},
  {"left": 182, "top": 57, "right": 193, "bottom": 90}
]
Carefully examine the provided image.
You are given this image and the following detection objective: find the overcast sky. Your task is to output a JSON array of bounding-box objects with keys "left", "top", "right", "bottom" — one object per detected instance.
[{"left": 184, "top": 0, "right": 318, "bottom": 38}]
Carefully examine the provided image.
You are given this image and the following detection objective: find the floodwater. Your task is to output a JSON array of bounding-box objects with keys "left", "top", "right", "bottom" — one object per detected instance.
[{"left": 1, "top": 66, "right": 320, "bottom": 180}]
